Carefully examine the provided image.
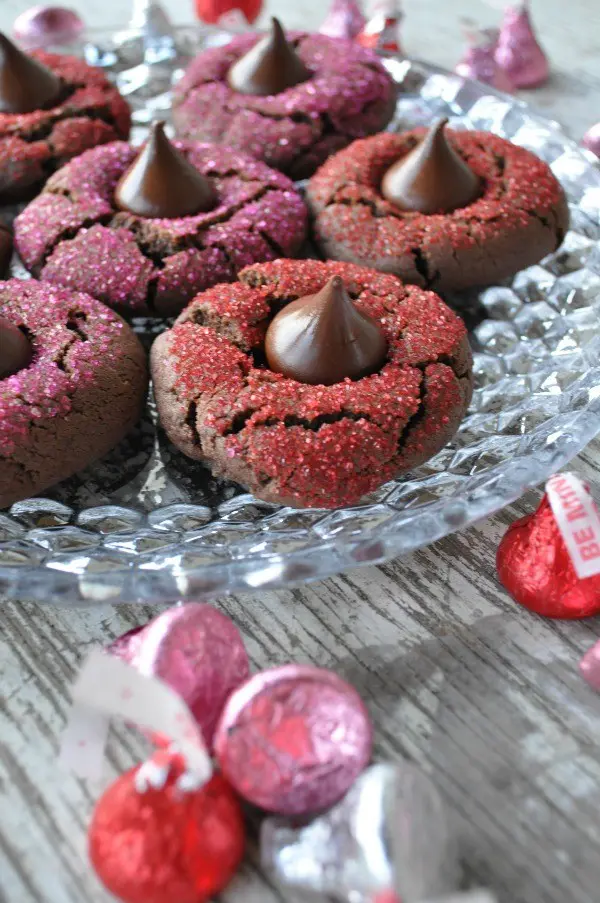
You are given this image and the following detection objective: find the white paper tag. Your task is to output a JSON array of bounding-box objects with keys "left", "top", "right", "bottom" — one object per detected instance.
[
  {"left": 60, "top": 648, "right": 212, "bottom": 783},
  {"left": 546, "top": 473, "right": 600, "bottom": 579},
  {"left": 59, "top": 703, "right": 109, "bottom": 779}
]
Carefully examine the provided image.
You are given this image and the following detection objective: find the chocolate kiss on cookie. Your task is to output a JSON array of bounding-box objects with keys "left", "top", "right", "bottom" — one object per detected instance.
[
  {"left": 381, "top": 117, "right": 482, "bottom": 214},
  {"left": 265, "top": 275, "right": 387, "bottom": 385},
  {"left": 114, "top": 120, "right": 217, "bottom": 218},
  {"left": 227, "top": 17, "right": 312, "bottom": 96},
  {"left": 0, "top": 317, "right": 32, "bottom": 379},
  {"left": 0, "top": 225, "right": 12, "bottom": 278},
  {"left": 0, "top": 31, "right": 61, "bottom": 114}
]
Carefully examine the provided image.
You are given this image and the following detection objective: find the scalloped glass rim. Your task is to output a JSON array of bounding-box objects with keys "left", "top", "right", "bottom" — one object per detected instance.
[{"left": 1, "top": 29, "right": 600, "bottom": 605}]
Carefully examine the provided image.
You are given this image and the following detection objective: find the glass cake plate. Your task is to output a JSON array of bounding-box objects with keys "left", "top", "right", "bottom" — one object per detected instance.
[{"left": 1, "top": 25, "right": 600, "bottom": 606}]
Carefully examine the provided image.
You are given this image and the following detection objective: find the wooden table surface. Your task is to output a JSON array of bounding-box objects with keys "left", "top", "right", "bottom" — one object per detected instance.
[{"left": 1, "top": 2, "right": 600, "bottom": 903}]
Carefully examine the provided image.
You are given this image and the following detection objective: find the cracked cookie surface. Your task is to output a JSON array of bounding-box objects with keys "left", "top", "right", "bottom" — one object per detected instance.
[
  {"left": 15, "top": 141, "right": 308, "bottom": 317},
  {"left": 172, "top": 32, "right": 396, "bottom": 180},
  {"left": 306, "top": 129, "right": 570, "bottom": 292},
  {"left": 0, "top": 50, "right": 130, "bottom": 203},
  {"left": 151, "top": 259, "right": 473, "bottom": 509},
  {"left": 0, "top": 280, "right": 147, "bottom": 507}
]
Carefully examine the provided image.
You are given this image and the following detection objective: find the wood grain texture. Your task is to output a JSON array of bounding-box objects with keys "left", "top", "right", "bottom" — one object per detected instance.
[{"left": 1, "top": 2, "right": 600, "bottom": 903}]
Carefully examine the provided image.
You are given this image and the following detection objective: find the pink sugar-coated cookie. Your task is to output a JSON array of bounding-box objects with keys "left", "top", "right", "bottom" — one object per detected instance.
[
  {"left": 214, "top": 664, "right": 373, "bottom": 815},
  {"left": 172, "top": 31, "right": 396, "bottom": 179},
  {"left": 307, "top": 128, "right": 569, "bottom": 292},
  {"left": 0, "top": 279, "right": 147, "bottom": 507},
  {"left": 15, "top": 142, "right": 308, "bottom": 317}
]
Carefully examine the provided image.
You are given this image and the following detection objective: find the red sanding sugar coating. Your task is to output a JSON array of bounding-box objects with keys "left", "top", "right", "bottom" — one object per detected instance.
[
  {"left": 497, "top": 494, "right": 600, "bottom": 618},
  {"left": 89, "top": 768, "right": 245, "bottom": 903},
  {"left": 307, "top": 128, "right": 568, "bottom": 293},
  {"left": 151, "top": 259, "right": 472, "bottom": 509},
  {"left": 213, "top": 663, "right": 373, "bottom": 815},
  {"left": 0, "top": 49, "right": 130, "bottom": 202}
]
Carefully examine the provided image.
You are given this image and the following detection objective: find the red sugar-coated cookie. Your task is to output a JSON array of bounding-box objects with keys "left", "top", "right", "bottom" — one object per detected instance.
[
  {"left": 150, "top": 259, "right": 473, "bottom": 509},
  {"left": 307, "top": 129, "right": 569, "bottom": 292},
  {"left": 0, "top": 50, "right": 130, "bottom": 203}
]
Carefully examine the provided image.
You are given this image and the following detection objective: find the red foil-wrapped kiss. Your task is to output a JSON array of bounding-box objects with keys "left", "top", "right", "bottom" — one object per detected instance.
[
  {"left": 194, "top": 0, "right": 261, "bottom": 24},
  {"left": 497, "top": 474, "right": 600, "bottom": 618},
  {"left": 89, "top": 765, "right": 245, "bottom": 903}
]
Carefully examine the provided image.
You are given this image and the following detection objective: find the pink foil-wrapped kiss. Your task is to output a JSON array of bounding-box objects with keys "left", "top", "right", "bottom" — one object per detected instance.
[
  {"left": 13, "top": 5, "right": 84, "bottom": 49},
  {"left": 494, "top": 1, "right": 549, "bottom": 89},
  {"left": 214, "top": 663, "right": 373, "bottom": 816},
  {"left": 107, "top": 603, "right": 250, "bottom": 749}
]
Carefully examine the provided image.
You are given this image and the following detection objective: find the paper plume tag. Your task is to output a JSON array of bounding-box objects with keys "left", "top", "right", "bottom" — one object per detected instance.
[
  {"left": 546, "top": 473, "right": 600, "bottom": 579},
  {"left": 60, "top": 648, "right": 212, "bottom": 782}
]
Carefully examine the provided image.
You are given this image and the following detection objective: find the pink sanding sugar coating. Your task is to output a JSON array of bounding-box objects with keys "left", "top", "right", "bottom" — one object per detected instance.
[
  {"left": 15, "top": 141, "right": 307, "bottom": 315},
  {"left": 214, "top": 664, "right": 373, "bottom": 815},
  {"left": 580, "top": 640, "right": 600, "bottom": 691},
  {"left": 114, "top": 604, "right": 250, "bottom": 749},
  {"left": 172, "top": 31, "right": 395, "bottom": 179},
  {"left": 175, "top": 31, "right": 391, "bottom": 122},
  {"left": 0, "top": 280, "right": 127, "bottom": 457}
]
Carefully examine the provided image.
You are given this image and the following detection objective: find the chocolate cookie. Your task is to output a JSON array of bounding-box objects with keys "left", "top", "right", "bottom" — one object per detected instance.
[
  {"left": 306, "top": 127, "right": 569, "bottom": 292},
  {"left": 0, "top": 226, "right": 12, "bottom": 276},
  {"left": 151, "top": 259, "right": 472, "bottom": 509},
  {"left": 15, "top": 138, "right": 308, "bottom": 317},
  {"left": 0, "top": 280, "right": 147, "bottom": 507},
  {"left": 172, "top": 26, "right": 396, "bottom": 180},
  {"left": 0, "top": 37, "right": 130, "bottom": 203}
]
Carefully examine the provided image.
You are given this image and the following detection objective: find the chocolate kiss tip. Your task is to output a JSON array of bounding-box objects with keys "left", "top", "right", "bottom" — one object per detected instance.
[
  {"left": 0, "top": 317, "right": 33, "bottom": 379},
  {"left": 381, "top": 116, "right": 482, "bottom": 215},
  {"left": 114, "top": 120, "right": 217, "bottom": 219},
  {"left": 227, "top": 16, "right": 312, "bottom": 96},
  {"left": 264, "top": 275, "right": 388, "bottom": 386},
  {"left": 0, "top": 30, "right": 61, "bottom": 114}
]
